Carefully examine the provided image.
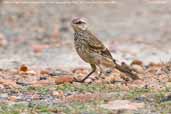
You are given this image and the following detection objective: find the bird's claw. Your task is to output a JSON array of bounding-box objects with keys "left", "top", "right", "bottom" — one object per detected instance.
[{"left": 73, "top": 77, "right": 85, "bottom": 83}]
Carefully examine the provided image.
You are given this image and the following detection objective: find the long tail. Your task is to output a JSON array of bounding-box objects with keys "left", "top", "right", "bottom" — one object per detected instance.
[{"left": 113, "top": 60, "right": 139, "bottom": 80}]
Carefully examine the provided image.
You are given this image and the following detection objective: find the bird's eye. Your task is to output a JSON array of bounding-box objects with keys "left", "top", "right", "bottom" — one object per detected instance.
[{"left": 75, "top": 21, "right": 82, "bottom": 24}]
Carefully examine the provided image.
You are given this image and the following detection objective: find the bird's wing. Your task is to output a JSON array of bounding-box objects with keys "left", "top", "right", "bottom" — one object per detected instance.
[
  {"left": 85, "top": 31, "right": 105, "bottom": 49},
  {"left": 85, "top": 30, "right": 113, "bottom": 59}
]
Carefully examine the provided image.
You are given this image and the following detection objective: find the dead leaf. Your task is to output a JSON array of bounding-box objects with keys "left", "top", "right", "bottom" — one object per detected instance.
[
  {"left": 18, "top": 64, "right": 36, "bottom": 75},
  {"left": 19, "top": 64, "right": 28, "bottom": 72}
]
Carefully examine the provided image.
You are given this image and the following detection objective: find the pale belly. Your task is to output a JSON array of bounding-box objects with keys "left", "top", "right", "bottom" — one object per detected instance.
[{"left": 74, "top": 39, "right": 96, "bottom": 64}]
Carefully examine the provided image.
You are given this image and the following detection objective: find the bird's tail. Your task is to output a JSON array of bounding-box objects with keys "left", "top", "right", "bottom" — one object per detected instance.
[{"left": 113, "top": 60, "right": 139, "bottom": 80}]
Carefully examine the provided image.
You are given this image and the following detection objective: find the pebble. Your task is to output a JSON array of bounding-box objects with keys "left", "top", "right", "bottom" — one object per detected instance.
[
  {"left": 132, "top": 64, "right": 144, "bottom": 73},
  {"left": 52, "top": 91, "right": 64, "bottom": 98},
  {"left": 39, "top": 77, "right": 47, "bottom": 80},
  {"left": 8, "top": 96, "right": 17, "bottom": 102},
  {"left": 0, "top": 93, "right": 8, "bottom": 98}
]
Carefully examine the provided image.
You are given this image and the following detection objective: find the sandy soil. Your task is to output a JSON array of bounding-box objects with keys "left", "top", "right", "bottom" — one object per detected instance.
[
  {"left": 0, "top": 0, "right": 171, "bottom": 70},
  {"left": 0, "top": 1, "right": 171, "bottom": 113}
]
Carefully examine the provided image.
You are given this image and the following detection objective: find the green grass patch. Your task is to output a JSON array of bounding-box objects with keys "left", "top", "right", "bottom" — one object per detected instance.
[
  {"left": 124, "top": 87, "right": 152, "bottom": 99},
  {"left": 0, "top": 100, "right": 112, "bottom": 114},
  {"left": 20, "top": 86, "right": 51, "bottom": 95},
  {"left": 55, "top": 83, "right": 116, "bottom": 93}
]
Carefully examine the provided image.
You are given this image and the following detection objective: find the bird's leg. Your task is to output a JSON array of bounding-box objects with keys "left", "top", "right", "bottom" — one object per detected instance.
[
  {"left": 76, "top": 64, "right": 96, "bottom": 83},
  {"left": 92, "top": 65, "right": 103, "bottom": 81}
]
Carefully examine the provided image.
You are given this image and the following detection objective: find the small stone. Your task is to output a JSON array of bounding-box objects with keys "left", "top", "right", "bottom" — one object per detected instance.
[
  {"left": 73, "top": 82, "right": 81, "bottom": 86},
  {"left": 95, "top": 80, "right": 103, "bottom": 84},
  {"left": 16, "top": 81, "right": 29, "bottom": 86},
  {"left": 0, "top": 84, "right": 4, "bottom": 89},
  {"left": 132, "top": 64, "right": 144, "bottom": 73},
  {"left": 131, "top": 60, "right": 143, "bottom": 66},
  {"left": 55, "top": 76, "right": 74, "bottom": 85},
  {"left": 32, "top": 94, "right": 40, "bottom": 100},
  {"left": 32, "top": 80, "right": 52, "bottom": 87},
  {"left": 49, "top": 69, "right": 69, "bottom": 76},
  {"left": 135, "top": 96, "right": 146, "bottom": 102},
  {"left": 40, "top": 70, "right": 49, "bottom": 75},
  {"left": 8, "top": 96, "right": 17, "bottom": 102},
  {"left": 0, "top": 93, "right": 8, "bottom": 98},
  {"left": 39, "top": 77, "right": 47, "bottom": 80},
  {"left": 160, "top": 95, "right": 171, "bottom": 102},
  {"left": 52, "top": 91, "right": 64, "bottom": 98},
  {"left": 100, "top": 100, "right": 144, "bottom": 110},
  {"left": 84, "top": 78, "right": 92, "bottom": 83},
  {"left": 168, "top": 78, "right": 171, "bottom": 82}
]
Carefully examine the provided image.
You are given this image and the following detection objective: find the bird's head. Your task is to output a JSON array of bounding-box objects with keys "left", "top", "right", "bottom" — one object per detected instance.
[{"left": 71, "top": 17, "right": 88, "bottom": 32}]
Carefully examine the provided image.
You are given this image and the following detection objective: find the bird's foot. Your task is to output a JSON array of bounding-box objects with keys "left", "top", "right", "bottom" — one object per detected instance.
[{"left": 73, "top": 77, "right": 85, "bottom": 83}]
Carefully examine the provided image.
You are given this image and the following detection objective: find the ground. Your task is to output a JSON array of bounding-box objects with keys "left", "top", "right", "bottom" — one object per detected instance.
[{"left": 0, "top": 0, "right": 171, "bottom": 114}]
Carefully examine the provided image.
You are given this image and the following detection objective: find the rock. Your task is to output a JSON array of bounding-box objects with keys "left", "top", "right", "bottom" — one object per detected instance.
[
  {"left": 31, "top": 80, "right": 52, "bottom": 87},
  {"left": 0, "top": 78, "right": 20, "bottom": 88},
  {"left": 73, "top": 82, "right": 81, "bottom": 86},
  {"left": 52, "top": 91, "right": 64, "bottom": 98},
  {"left": 72, "top": 68, "right": 87, "bottom": 75},
  {"left": 55, "top": 76, "right": 75, "bottom": 85},
  {"left": 100, "top": 100, "right": 144, "bottom": 110},
  {"left": 84, "top": 78, "right": 92, "bottom": 83},
  {"left": 16, "top": 81, "right": 30, "bottom": 86},
  {"left": 135, "top": 96, "right": 146, "bottom": 102},
  {"left": 132, "top": 64, "right": 144, "bottom": 73},
  {"left": 49, "top": 69, "right": 69, "bottom": 76},
  {"left": 131, "top": 60, "right": 143, "bottom": 66},
  {"left": 160, "top": 95, "right": 171, "bottom": 102},
  {"left": 40, "top": 69, "right": 50, "bottom": 75},
  {"left": 0, "top": 93, "right": 8, "bottom": 98},
  {"left": 8, "top": 96, "right": 17, "bottom": 102},
  {"left": 39, "top": 77, "right": 47, "bottom": 80},
  {"left": 0, "top": 84, "right": 4, "bottom": 89},
  {"left": 32, "top": 94, "right": 40, "bottom": 100}
]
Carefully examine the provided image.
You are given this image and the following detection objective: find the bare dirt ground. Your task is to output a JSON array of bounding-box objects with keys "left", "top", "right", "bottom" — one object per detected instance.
[{"left": 0, "top": 0, "right": 171, "bottom": 114}]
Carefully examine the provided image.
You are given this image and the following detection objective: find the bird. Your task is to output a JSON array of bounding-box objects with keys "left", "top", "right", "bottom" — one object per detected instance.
[{"left": 71, "top": 17, "right": 139, "bottom": 82}]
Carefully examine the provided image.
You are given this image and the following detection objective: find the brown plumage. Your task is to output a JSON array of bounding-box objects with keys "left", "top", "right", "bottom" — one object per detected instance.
[{"left": 71, "top": 17, "right": 139, "bottom": 82}]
